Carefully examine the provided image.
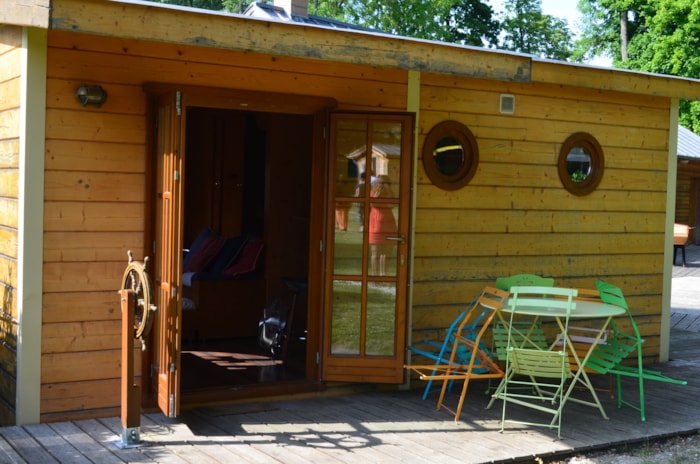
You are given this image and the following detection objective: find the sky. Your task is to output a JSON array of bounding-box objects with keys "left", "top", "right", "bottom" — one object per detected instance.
[{"left": 487, "top": 0, "right": 613, "bottom": 67}]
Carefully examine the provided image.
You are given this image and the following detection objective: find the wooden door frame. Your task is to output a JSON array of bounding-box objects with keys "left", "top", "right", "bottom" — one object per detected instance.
[{"left": 142, "top": 84, "right": 336, "bottom": 408}]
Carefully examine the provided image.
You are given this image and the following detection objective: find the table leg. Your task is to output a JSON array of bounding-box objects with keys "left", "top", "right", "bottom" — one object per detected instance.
[{"left": 557, "top": 316, "right": 613, "bottom": 420}]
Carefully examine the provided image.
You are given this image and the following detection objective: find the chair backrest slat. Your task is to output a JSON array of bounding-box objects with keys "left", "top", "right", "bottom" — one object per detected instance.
[
  {"left": 495, "top": 274, "right": 554, "bottom": 291},
  {"left": 508, "top": 286, "right": 578, "bottom": 315}
]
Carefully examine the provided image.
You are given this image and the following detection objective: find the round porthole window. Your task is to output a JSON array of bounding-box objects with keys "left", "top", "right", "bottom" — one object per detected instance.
[
  {"left": 422, "top": 120, "right": 479, "bottom": 190},
  {"left": 558, "top": 132, "right": 604, "bottom": 196}
]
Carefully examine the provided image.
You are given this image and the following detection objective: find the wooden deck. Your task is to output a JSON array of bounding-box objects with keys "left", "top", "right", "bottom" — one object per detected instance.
[
  {"left": 0, "top": 332, "right": 696, "bottom": 464},
  {"left": 4, "top": 249, "right": 700, "bottom": 464}
]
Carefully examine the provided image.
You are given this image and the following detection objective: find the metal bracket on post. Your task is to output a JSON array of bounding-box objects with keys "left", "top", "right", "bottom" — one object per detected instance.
[{"left": 115, "top": 288, "right": 143, "bottom": 449}]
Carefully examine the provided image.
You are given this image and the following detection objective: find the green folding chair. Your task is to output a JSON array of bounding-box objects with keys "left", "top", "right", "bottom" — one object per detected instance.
[
  {"left": 493, "top": 286, "right": 578, "bottom": 438},
  {"left": 584, "top": 280, "right": 687, "bottom": 421},
  {"left": 486, "top": 274, "right": 554, "bottom": 394}
]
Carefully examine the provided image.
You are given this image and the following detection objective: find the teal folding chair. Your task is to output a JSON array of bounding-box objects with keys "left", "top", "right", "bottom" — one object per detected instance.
[
  {"left": 407, "top": 293, "right": 492, "bottom": 400},
  {"left": 407, "top": 286, "right": 509, "bottom": 421},
  {"left": 584, "top": 280, "right": 687, "bottom": 421}
]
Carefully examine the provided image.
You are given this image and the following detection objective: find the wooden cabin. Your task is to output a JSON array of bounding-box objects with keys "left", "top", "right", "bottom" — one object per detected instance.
[
  {"left": 675, "top": 125, "right": 700, "bottom": 244},
  {"left": 1, "top": 0, "right": 699, "bottom": 426}
]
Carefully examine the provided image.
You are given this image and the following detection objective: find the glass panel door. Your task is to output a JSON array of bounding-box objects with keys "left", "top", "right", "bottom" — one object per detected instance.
[{"left": 322, "top": 113, "right": 412, "bottom": 383}]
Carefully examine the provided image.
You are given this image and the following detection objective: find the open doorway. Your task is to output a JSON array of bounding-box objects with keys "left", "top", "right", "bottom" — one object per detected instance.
[{"left": 178, "top": 107, "right": 314, "bottom": 401}]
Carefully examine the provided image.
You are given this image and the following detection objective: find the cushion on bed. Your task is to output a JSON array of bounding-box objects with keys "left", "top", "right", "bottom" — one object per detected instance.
[
  {"left": 208, "top": 235, "right": 248, "bottom": 273},
  {"left": 184, "top": 235, "right": 225, "bottom": 272},
  {"left": 183, "top": 228, "right": 217, "bottom": 269},
  {"left": 223, "top": 240, "right": 264, "bottom": 276}
]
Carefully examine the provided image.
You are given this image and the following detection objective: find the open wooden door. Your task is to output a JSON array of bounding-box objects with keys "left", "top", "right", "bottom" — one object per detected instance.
[
  {"left": 321, "top": 113, "right": 413, "bottom": 383},
  {"left": 154, "top": 91, "right": 184, "bottom": 417}
]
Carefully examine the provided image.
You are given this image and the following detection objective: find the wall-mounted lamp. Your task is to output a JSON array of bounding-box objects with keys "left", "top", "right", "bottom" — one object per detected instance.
[{"left": 76, "top": 85, "right": 108, "bottom": 107}]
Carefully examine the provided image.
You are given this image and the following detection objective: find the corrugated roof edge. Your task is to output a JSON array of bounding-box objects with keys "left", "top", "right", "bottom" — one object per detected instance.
[{"left": 678, "top": 125, "right": 700, "bottom": 159}]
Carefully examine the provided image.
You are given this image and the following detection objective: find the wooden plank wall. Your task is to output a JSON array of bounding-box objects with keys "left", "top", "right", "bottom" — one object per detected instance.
[
  {"left": 412, "top": 71, "right": 672, "bottom": 362},
  {"left": 675, "top": 163, "right": 700, "bottom": 244},
  {"left": 676, "top": 173, "right": 691, "bottom": 225},
  {"left": 0, "top": 25, "right": 22, "bottom": 426},
  {"left": 43, "top": 27, "right": 674, "bottom": 419},
  {"left": 43, "top": 30, "right": 407, "bottom": 421}
]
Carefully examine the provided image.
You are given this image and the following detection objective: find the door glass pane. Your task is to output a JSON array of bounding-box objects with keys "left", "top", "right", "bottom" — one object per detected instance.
[
  {"left": 333, "top": 120, "right": 367, "bottom": 275},
  {"left": 368, "top": 121, "right": 401, "bottom": 277},
  {"left": 366, "top": 282, "right": 396, "bottom": 356},
  {"left": 330, "top": 280, "right": 362, "bottom": 355},
  {"left": 372, "top": 121, "right": 402, "bottom": 194},
  {"left": 368, "top": 200, "right": 398, "bottom": 277}
]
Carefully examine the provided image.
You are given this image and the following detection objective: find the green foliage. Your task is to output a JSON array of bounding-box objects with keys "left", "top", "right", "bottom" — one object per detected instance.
[
  {"left": 308, "top": 0, "right": 347, "bottom": 19},
  {"left": 434, "top": 1, "right": 501, "bottom": 47},
  {"left": 625, "top": 0, "right": 700, "bottom": 76},
  {"left": 577, "top": 0, "right": 700, "bottom": 131},
  {"left": 221, "top": 0, "right": 250, "bottom": 13},
  {"left": 343, "top": 0, "right": 500, "bottom": 47},
  {"left": 499, "top": 0, "right": 573, "bottom": 60}
]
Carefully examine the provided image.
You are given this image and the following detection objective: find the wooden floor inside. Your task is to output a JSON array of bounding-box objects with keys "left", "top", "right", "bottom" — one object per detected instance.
[
  {"left": 0, "top": 328, "right": 697, "bottom": 464},
  {"left": 180, "top": 337, "right": 306, "bottom": 391}
]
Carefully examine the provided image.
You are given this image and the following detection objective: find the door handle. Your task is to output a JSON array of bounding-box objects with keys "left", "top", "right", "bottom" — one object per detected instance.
[{"left": 386, "top": 235, "right": 405, "bottom": 243}]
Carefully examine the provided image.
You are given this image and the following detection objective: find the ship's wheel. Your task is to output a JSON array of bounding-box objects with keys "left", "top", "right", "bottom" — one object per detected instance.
[{"left": 121, "top": 251, "right": 157, "bottom": 344}]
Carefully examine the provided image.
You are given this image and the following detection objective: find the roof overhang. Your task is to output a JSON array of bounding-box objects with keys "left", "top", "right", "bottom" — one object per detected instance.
[
  {"left": 1, "top": 0, "right": 50, "bottom": 28},
  {"left": 8, "top": 0, "right": 700, "bottom": 100},
  {"left": 45, "top": 0, "right": 531, "bottom": 82}
]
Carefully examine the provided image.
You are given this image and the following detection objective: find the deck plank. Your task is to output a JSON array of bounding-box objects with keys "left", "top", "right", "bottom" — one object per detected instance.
[
  {"left": 73, "top": 418, "right": 145, "bottom": 462},
  {"left": 3, "top": 301, "right": 700, "bottom": 464},
  {"left": 48, "top": 421, "right": 124, "bottom": 464},
  {"left": 0, "top": 424, "right": 59, "bottom": 463},
  {"left": 0, "top": 431, "right": 28, "bottom": 463},
  {"left": 24, "top": 423, "right": 92, "bottom": 464}
]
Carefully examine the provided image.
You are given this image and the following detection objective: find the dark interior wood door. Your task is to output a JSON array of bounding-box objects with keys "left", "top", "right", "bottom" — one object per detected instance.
[{"left": 184, "top": 108, "right": 246, "bottom": 244}]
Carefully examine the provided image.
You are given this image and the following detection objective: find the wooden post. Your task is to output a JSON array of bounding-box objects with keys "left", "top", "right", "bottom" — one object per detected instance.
[{"left": 118, "top": 288, "right": 141, "bottom": 448}]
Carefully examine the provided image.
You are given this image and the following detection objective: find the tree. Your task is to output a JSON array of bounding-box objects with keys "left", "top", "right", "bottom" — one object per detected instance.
[
  {"left": 573, "top": 0, "right": 652, "bottom": 65},
  {"left": 433, "top": 1, "right": 500, "bottom": 47},
  {"left": 221, "top": 0, "right": 250, "bottom": 13},
  {"left": 577, "top": 0, "right": 700, "bottom": 132},
  {"left": 308, "top": 0, "right": 347, "bottom": 19},
  {"left": 343, "top": 0, "right": 500, "bottom": 47},
  {"left": 498, "top": 0, "right": 573, "bottom": 60},
  {"left": 343, "top": 0, "right": 447, "bottom": 40}
]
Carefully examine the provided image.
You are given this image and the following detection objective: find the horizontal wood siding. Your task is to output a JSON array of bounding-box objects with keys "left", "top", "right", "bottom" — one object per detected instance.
[
  {"left": 0, "top": 25, "right": 22, "bottom": 426},
  {"left": 42, "top": 31, "right": 151, "bottom": 421},
  {"left": 675, "top": 162, "right": 700, "bottom": 243},
  {"left": 43, "top": 29, "right": 407, "bottom": 421},
  {"left": 412, "top": 73, "right": 672, "bottom": 363}
]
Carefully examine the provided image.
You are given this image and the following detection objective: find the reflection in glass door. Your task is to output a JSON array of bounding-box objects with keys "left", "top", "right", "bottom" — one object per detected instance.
[{"left": 322, "top": 113, "right": 412, "bottom": 383}]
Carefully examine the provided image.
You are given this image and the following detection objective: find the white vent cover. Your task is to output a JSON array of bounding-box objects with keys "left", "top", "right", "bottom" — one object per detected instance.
[{"left": 500, "top": 94, "right": 515, "bottom": 114}]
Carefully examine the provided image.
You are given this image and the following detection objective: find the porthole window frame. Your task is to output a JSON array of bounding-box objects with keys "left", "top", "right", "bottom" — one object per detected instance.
[
  {"left": 422, "top": 120, "right": 479, "bottom": 191},
  {"left": 557, "top": 132, "right": 604, "bottom": 196}
]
